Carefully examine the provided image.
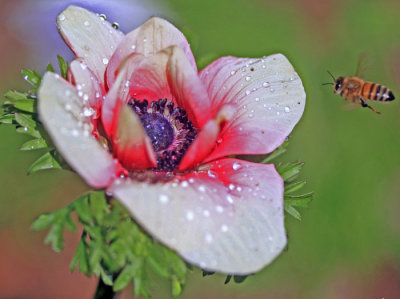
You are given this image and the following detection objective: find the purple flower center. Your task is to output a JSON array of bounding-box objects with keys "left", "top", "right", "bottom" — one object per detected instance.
[{"left": 128, "top": 98, "right": 198, "bottom": 171}]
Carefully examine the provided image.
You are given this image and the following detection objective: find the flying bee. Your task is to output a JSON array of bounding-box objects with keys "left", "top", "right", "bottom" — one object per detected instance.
[{"left": 323, "top": 55, "right": 395, "bottom": 114}]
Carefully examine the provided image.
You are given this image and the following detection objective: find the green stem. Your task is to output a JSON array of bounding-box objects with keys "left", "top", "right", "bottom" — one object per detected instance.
[{"left": 94, "top": 276, "right": 120, "bottom": 299}]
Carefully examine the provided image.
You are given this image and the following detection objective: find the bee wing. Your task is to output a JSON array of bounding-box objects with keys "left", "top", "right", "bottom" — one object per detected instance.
[
  {"left": 355, "top": 52, "right": 370, "bottom": 77},
  {"left": 342, "top": 100, "right": 361, "bottom": 111}
]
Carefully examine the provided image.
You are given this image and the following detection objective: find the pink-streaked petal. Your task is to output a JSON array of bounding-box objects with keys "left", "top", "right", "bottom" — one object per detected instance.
[
  {"left": 107, "top": 17, "right": 196, "bottom": 87},
  {"left": 111, "top": 158, "right": 286, "bottom": 274},
  {"left": 167, "top": 47, "right": 212, "bottom": 128},
  {"left": 57, "top": 5, "right": 124, "bottom": 85},
  {"left": 102, "top": 67, "right": 131, "bottom": 136},
  {"left": 38, "top": 72, "right": 116, "bottom": 188},
  {"left": 112, "top": 105, "right": 157, "bottom": 170},
  {"left": 69, "top": 59, "right": 104, "bottom": 114},
  {"left": 200, "top": 54, "right": 306, "bottom": 162},
  {"left": 178, "top": 105, "right": 236, "bottom": 171}
]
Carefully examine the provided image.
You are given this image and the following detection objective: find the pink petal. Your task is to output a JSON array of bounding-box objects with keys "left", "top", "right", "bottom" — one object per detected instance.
[
  {"left": 106, "top": 17, "right": 196, "bottom": 88},
  {"left": 38, "top": 72, "right": 116, "bottom": 188},
  {"left": 111, "top": 158, "right": 286, "bottom": 274},
  {"left": 69, "top": 59, "right": 104, "bottom": 113},
  {"left": 111, "top": 105, "right": 157, "bottom": 170},
  {"left": 57, "top": 6, "right": 124, "bottom": 85},
  {"left": 167, "top": 47, "right": 212, "bottom": 128},
  {"left": 178, "top": 105, "right": 236, "bottom": 171},
  {"left": 199, "top": 54, "right": 306, "bottom": 162}
]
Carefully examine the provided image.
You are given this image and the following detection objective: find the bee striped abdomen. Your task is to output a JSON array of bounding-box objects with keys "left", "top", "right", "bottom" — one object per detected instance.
[{"left": 361, "top": 81, "right": 395, "bottom": 102}]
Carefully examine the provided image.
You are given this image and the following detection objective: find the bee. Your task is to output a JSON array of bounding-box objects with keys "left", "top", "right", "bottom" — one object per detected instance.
[{"left": 323, "top": 55, "right": 395, "bottom": 114}]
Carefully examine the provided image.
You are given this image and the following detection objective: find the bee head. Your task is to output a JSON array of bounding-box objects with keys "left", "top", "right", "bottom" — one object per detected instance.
[{"left": 334, "top": 76, "right": 344, "bottom": 93}]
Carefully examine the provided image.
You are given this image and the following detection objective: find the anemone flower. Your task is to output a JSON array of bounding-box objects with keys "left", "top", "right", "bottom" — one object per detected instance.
[{"left": 38, "top": 5, "right": 306, "bottom": 274}]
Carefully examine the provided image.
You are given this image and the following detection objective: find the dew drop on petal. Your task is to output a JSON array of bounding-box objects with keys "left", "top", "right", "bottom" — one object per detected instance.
[
  {"left": 198, "top": 185, "right": 206, "bottom": 192},
  {"left": 159, "top": 194, "right": 169, "bottom": 204},
  {"left": 230, "top": 70, "right": 236, "bottom": 75},
  {"left": 186, "top": 211, "right": 194, "bottom": 221},
  {"left": 221, "top": 225, "right": 228, "bottom": 232},
  {"left": 99, "top": 14, "right": 107, "bottom": 20},
  {"left": 232, "top": 162, "right": 242, "bottom": 170},
  {"left": 207, "top": 170, "right": 217, "bottom": 178},
  {"left": 203, "top": 210, "right": 210, "bottom": 217},
  {"left": 215, "top": 206, "right": 224, "bottom": 213},
  {"left": 228, "top": 183, "right": 235, "bottom": 190},
  {"left": 255, "top": 97, "right": 260, "bottom": 102},
  {"left": 245, "top": 90, "right": 251, "bottom": 95},
  {"left": 226, "top": 195, "right": 234, "bottom": 204},
  {"left": 112, "top": 22, "right": 119, "bottom": 29},
  {"left": 84, "top": 21, "right": 90, "bottom": 27},
  {"left": 270, "top": 88, "right": 275, "bottom": 93},
  {"left": 262, "top": 82, "right": 269, "bottom": 87},
  {"left": 245, "top": 76, "right": 251, "bottom": 81},
  {"left": 181, "top": 181, "right": 189, "bottom": 188},
  {"left": 284, "top": 106, "right": 290, "bottom": 113},
  {"left": 59, "top": 14, "right": 65, "bottom": 21},
  {"left": 102, "top": 58, "right": 109, "bottom": 65},
  {"left": 205, "top": 233, "right": 213, "bottom": 243}
]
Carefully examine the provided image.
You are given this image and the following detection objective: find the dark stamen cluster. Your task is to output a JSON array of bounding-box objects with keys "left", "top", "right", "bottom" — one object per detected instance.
[{"left": 128, "top": 98, "right": 198, "bottom": 171}]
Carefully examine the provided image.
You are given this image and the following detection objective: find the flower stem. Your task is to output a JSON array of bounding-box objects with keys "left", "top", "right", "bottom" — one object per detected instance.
[{"left": 94, "top": 277, "right": 120, "bottom": 299}]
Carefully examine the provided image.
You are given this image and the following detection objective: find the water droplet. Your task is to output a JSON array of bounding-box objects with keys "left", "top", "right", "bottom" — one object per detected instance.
[
  {"left": 203, "top": 210, "right": 210, "bottom": 217},
  {"left": 159, "top": 194, "right": 169, "bottom": 203},
  {"left": 236, "top": 186, "right": 242, "bottom": 192},
  {"left": 230, "top": 70, "right": 236, "bottom": 75},
  {"left": 65, "top": 104, "right": 72, "bottom": 111},
  {"left": 215, "top": 206, "right": 224, "bottom": 213},
  {"left": 207, "top": 170, "right": 217, "bottom": 178},
  {"left": 232, "top": 162, "right": 242, "bottom": 170},
  {"left": 245, "top": 90, "right": 251, "bottom": 95},
  {"left": 83, "top": 107, "right": 94, "bottom": 117},
  {"left": 217, "top": 138, "right": 223, "bottom": 144},
  {"left": 181, "top": 181, "right": 189, "bottom": 188},
  {"left": 84, "top": 21, "right": 90, "bottom": 27},
  {"left": 245, "top": 76, "right": 251, "bottom": 81},
  {"left": 102, "top": 58, "right": 109, "bottom": 65},
  {"left": 131, "top": 44, "right": 136, "bottom": 50},
  {"left": 255, "top": 97, "right": 260, "bottom": 102},
  {"left": 186, "top": 211, "right": 194, "bottom": 221},
  {"left": 248, "top": 113, "right": 254, "bottom": 118},
  {"left": 59, "top": 14, "right": 66, "bottom": 21},
  {"left": 189, "top": 178, "right": 195, "bottom": 183},
  {"left": 71, "top": 129, "right": 79, "bottom": 136},
  {"left": 221, "top": 225, "right": 228, "bottom": 232},
  {"left": 270, "top": 88, "right": 275, "bottom": 93},
  {"left": 276, "top": 111, "right": 280, "bottom": 116},
  {"left": 205, "top": 233, "right": 213, "bottom": 243},
  {"left": 143, "top": 38, "right": 147, "bottom": 42},
  {"left": 24, "top": 75, "right": 28, "bottom": 81},
  {"left": 198, "top": 185, "right": 206, "bottom": 192},
  {"left": 284, "top": 106, "right": 290, "bottom": 113},
  {"left": 262, "top": 82, "right": 269, "bottom": 87},
  {"left": 112, "top": 22, "right": 119, "bottom": 29},
  {"left": 226, "top": 195, "right": 234, "bottom": 204},
  {"left": 23, "top": 127, "right": 28, "bottom": 132},
  {"left": 83, "top": 94, "right": 89, "bottom": 101},
  {"left": 99, "top": 14, "right": 107, "bottom": 20},
  {"left": 289, "top": 76, "right": 294, "bottom": 81},
  {"left": 228, "top": 184, "right": 235, "bottom": 190}
]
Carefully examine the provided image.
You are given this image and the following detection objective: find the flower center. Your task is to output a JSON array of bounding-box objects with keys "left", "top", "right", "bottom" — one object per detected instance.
[{"left": 128, "top": 98, "right": 198, "bottom": 171}]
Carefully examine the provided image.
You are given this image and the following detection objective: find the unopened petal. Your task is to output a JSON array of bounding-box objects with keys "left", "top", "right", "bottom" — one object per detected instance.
[
  {"left": 111, "top": 158, "right": 286, "bottom": 274},
  {"left": 107, "top": 17, "right": 196, "bottom": 87},
  {"left": 200, "top": 54, "right": 306, "bottom": 162},
  {"left": 57, "top": 5, "right": 124, "bottom": 85},
  {"left": 38, "top": 72, "right": 116, "bottom": 188}
]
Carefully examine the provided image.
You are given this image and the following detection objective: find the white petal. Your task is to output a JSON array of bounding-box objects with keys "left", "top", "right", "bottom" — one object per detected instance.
[
  {"left": 38, "top": 72, "right": 116, "bottom": 188},
  {"left": 57, "top": 5, "right": 124, "bottom": 84},
  {"left": 111, "top": 158, "right": 286, "bottom": 274}
]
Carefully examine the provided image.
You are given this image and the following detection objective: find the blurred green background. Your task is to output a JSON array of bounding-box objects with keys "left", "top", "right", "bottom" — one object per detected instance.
[{"left": 1, "top": 0, "right": 400, "bottom": 298}]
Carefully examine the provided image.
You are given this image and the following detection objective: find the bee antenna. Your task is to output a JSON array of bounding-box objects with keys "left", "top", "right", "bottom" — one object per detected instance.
[
  {"left": 321, "top": 82, "right": 334, "bottom": 86},
  {"left": 326, "top": 70, "right": 336, "bottom": 81}
]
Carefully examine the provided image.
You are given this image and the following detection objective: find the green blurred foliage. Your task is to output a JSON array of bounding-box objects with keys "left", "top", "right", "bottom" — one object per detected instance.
[{"left": 1, "top": 0, "right": 400, "bottom": 298}]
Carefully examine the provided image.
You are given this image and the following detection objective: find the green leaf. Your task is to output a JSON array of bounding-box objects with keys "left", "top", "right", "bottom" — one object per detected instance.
[
  {"left": 15, "top": 113, "right": 41, "bottom": 138},
  {"left": 261, "top": 139, "right": 289, "bottom": 164},
  {"left": 224, "top": 275, "right": 232, "bottom": 284},
  {"left": 4, "top": 90, "right": 29, "bottom": 101},
  {"left": 27, "top": 152, "right": 62, "bottom": 174},
  {"left": 70, "top": 238, "right": 90, "bottom": 275},
  {"left": 73, "top": 194, "right": 93, "bottom": 225},
  {"left": 284, "top": 203, "right": 302, "bottom": 221},
  {"left": 233, "top": 275, "right": 248, "bottom": 283},
  {"left": 100, "top": 268, "right": 114, "bottom": 286},
  {"left": 113, "top": 263, "right": 137, "bottom": 292},
  {"left": 89, "top": 191, "right": 109, "bottom": 225},
  {"left": 285, "top": 192, "right": 314, "bottom": 208},
  {"left": 46, "top": 63, "right": 55, "bottom": 72},
  {"left": 31, "top": 213, "right": 55, "bottom": 231},
  {"left": 44, "top": 220, "right": 65, "bottom": 252},
  {"left": 57, "top": 55, "right": 69, "bottom": 79},
  {"left": 20, "top": 138, "right": 47, "bottom": 151},
  {"left": 22, "top": 69, "right": 41, "bottom": 87},
  {"left": 285, "top": 180, "right": 307, "bottom": 194},
  {"left": 171, "top": 275, "right": 183, "bottom": 297},
  {"left": 276, "top": 161, "right": 304, "bottom": 182},
  {"left": 0, "top": 114, "right": 15, "bottom": 124},
  {"left": 10, "top": 99, "right": 35, "bottom": 113}
]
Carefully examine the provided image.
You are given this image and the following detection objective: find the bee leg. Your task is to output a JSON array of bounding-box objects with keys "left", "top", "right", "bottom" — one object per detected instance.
[{"left": 360, "top": 99, "right": 381, "bottom": 114}]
